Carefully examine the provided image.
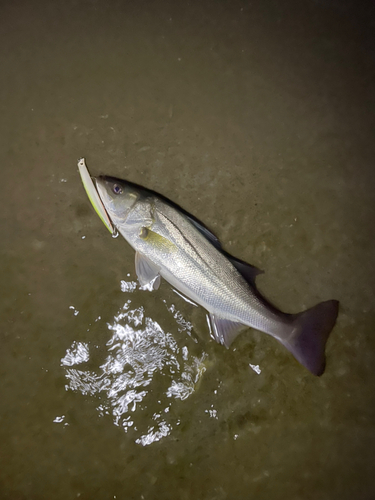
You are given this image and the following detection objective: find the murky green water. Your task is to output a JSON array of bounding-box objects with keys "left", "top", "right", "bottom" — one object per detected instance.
[{"left": 1, "top": 0, "right": 375, "bottom": 498}]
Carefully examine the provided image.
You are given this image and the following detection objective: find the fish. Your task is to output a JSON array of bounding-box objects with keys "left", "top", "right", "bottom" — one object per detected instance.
[{"left": 78, "top": 158, "right": 339, "bottom": 376}]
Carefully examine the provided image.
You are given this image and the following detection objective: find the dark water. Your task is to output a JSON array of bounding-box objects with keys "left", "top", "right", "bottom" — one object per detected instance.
[{"left": 1, "top": 0, "right": 375, "bottom": 498}]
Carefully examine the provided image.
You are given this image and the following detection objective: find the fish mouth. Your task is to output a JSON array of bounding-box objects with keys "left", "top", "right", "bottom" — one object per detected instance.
[{"left": 77, "top": 158, "right": 114, "bottom": 234}]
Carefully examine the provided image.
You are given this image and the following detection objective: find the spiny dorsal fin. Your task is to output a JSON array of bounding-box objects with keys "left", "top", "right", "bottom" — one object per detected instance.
[
  {"left": 186, "top": 215, "right": 222, "bottom": 249},
  {"left": 227, "top": 255, "right": 264, "bottom": 287}
]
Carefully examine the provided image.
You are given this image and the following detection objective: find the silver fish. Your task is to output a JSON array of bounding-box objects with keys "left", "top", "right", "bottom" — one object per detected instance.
[{"left": 79, "top": 161, "right": 339, "bottom": 375}]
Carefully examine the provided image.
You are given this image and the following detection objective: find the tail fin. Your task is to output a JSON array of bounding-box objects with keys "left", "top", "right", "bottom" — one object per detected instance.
[{"left": 281, "top": 300, "right": 339, "bottom": 376}]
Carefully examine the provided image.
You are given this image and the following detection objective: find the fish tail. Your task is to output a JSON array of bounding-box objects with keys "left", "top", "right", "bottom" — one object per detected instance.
[{"left": 281, "top": 300, "right": 339, "bottom": 376}]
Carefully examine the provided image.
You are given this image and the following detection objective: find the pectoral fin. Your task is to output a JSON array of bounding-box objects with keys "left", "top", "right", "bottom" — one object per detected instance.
[
  {"left": 208, "top": 313, "right": 247, "bottom": 348},
  {"left": 139, "top": 226, "right": 177, "bottom": 252},
  {"left": 135, "top": 252, "right": 161, "bottom": 290}
]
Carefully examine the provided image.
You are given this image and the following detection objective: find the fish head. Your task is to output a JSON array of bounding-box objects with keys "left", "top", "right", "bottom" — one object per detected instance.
[{"left": 95, "top": 176, "right": 139, "bottom": 227}]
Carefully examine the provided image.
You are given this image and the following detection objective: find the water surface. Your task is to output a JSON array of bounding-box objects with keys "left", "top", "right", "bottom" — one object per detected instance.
[{"left": 1, "top": 0, "right": 374, "bottom": 498}]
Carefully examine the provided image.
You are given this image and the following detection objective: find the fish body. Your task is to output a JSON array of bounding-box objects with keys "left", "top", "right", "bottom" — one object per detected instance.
[
  {"left": 113, "top": 193, "right": 290, "bottom": 338},
  {"left": 78, "top": 160, "right": 339, "bottom": 376}
]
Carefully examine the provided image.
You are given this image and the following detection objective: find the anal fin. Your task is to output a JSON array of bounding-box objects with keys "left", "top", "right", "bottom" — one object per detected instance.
[{"left": 208, "top": 313, "right": 247, "bottom": 348}]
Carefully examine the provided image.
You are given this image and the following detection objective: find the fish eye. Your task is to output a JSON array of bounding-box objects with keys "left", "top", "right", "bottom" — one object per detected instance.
[{"left": 113, "top": 184, "right": 122, "bottom": 195}]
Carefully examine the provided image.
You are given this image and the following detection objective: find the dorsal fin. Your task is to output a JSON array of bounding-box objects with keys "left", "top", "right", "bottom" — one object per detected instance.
[
  {"left": 184, "top": 214, "right": 263, "bottom": 287},
  {"left": 185, "top": 215, "right": 222, "bottom": 249},
  {"left": 226, "top": 255, "right": 264, "bottom": 287}
]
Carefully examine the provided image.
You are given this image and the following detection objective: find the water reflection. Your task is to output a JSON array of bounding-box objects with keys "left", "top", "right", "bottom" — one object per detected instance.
[{"left": 61, "top": 282, "right": 207, "bottom": 445}]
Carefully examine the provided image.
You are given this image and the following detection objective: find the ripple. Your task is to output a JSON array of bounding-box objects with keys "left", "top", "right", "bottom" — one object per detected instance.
[{"left": 61, "top": 282, "right": 207, "bottom": 445}]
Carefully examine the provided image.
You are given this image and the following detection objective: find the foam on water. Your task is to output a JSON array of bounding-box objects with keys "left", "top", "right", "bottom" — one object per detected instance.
[{"left": 61, "top": 281, "right": 207, "bottom": 446}]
